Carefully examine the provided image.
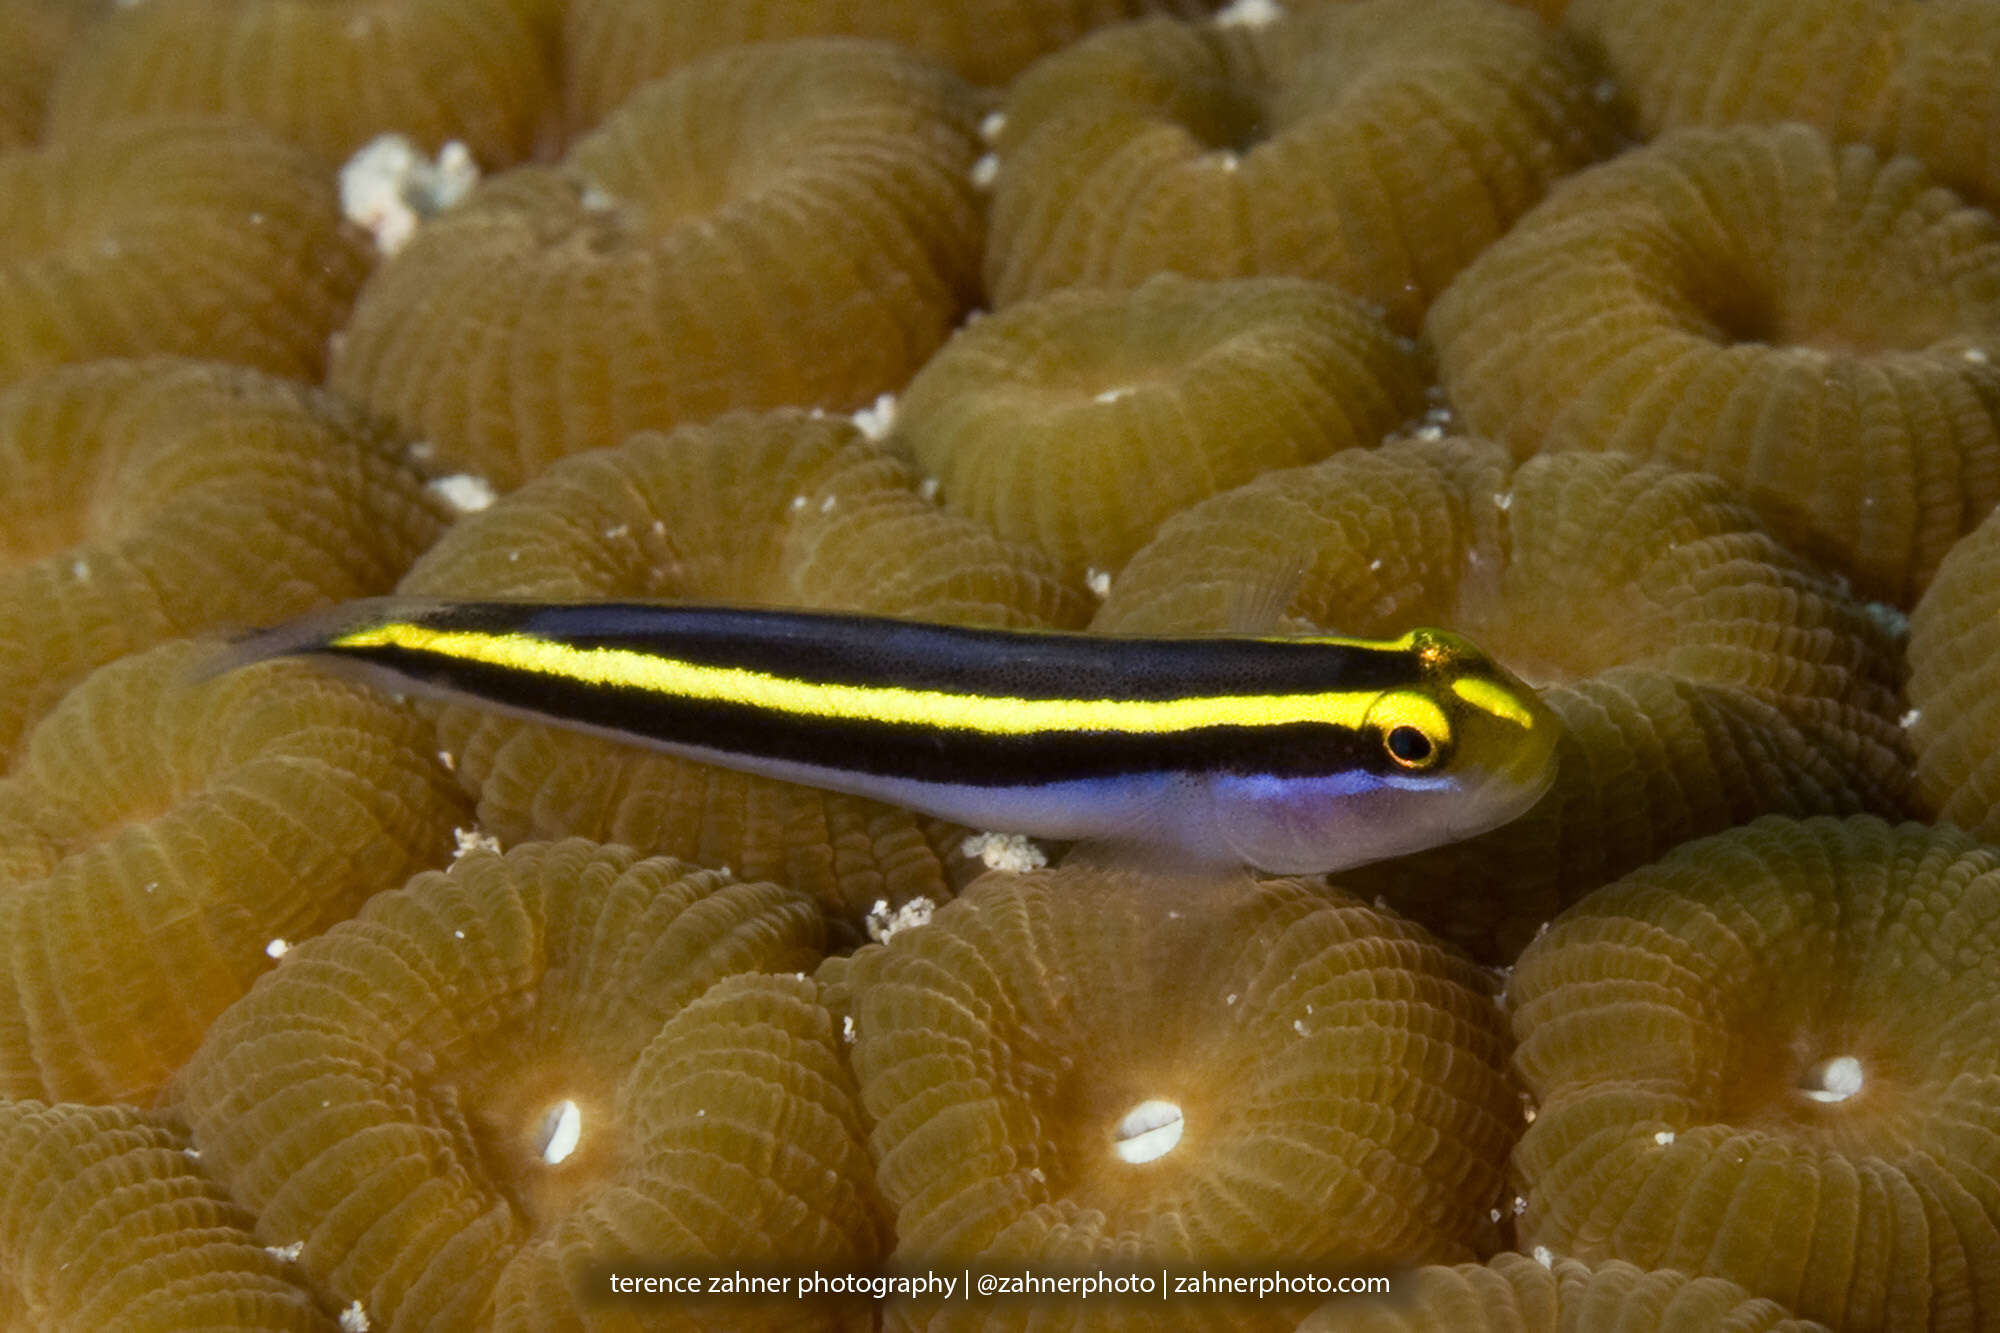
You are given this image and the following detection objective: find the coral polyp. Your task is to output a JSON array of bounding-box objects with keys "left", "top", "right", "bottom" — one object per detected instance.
[
  {"left": 987, "top": 0, "right": 1610, "bottom": 328},
  {"left": 1428, "top": 122, "right": 2000, "bottom": 604},
  {"left": 1569, "top": 0, "right": 2000, "bottom": 214},
  {"left": 0, "top": 357, "right": 444, "bottom": 765},
  {"left": 172, "top": 839, "right": 878, "bottom": 1331},
  {"left": 1907, "top": 506, "right": 2000, "bottom": 841},
  {"left": 331, "top": 37, "right": 986, "bottom": 490},
  {"left": 0, "top": 122, "right": 370, "bottom": 385},
  {"left": 0, "top": 639, "right": 468, "bottom": 1103},
  {"left": 562, "top": 0, "right": 1214, "bottom": 126},
  {"left": 0, "top": 1099, "right": 329, "bottom": 1331},
  {"left": 820, "top": 866, "right": 1517, "bottom": 1329},
  {"left": 46, "top": 0, "right": 554, "bottom": 167},
  {"left": 891, "top": 273, "right": 1428, "bottom": 578},
  {"left": 1509, "top": 816, "right": 2000, "bottom": 1331}
]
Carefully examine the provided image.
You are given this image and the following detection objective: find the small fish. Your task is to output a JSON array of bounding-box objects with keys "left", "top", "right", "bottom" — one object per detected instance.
[{"left": 218, "top": 599, "right": 1559, "bottom": 874}]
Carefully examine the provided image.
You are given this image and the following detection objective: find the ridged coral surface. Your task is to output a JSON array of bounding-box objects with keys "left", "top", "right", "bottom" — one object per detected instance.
[
  {"left": 563, "top": 0, "right": 1213, "bottom": 125},
  {"left": 0, "top": 1099, "right": 331, "bottom": 1330},
  {"left": 1908, "top": 507, "right": 2000, "bottom": 841},
  {"left": 46, "top": 0, "right": 554, "bottom": 166},
  {"left": 1300, "top": 1254, "right": 1831, "bottom": 1332},
  {"left": 173, "top": 840, "right": 878, "bottom": 1332},
  {"left": 1509, "top": 816, "right": 2000, "bottom": 1332},
  {"left": 1429, "top": 122, "right": 2000, "bottom": 605},
  {"left": 1101, "top": 438, "right": 1910, "bottom": 961},
  {"left": 0, "top": 357, "right": 443, "bottom": 765},
  {"left": 821, "top": 867, "right": 1517, "bottom": 1331},
  {"left": 1568, "top": 0, "right": 2000, "bottom": 214},
  {"left": 986, "top": 0, "right": 1610, "bottom": 329},
  {"left": 0, "top": 121, "right": 371, "bottom": 386},
  {"left": 0, "top": 640, "right": 468, "bottom": 1103},
  {"left": 331, "top": 37, "right": 985, "bottom": 491},
  {"left": 891, "top": 273, "right": 1428, "bottom": 577},
  {"left": 3, "top": 4, "right": 2000, "bottom": 1329}
]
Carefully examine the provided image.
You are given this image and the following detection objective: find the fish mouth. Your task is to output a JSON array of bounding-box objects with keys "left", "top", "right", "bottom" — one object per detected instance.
[{"left": 1449, "top": 736, "right": 1559, "bottom": 846}]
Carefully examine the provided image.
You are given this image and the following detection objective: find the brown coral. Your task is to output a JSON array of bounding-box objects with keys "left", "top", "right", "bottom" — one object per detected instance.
[
  {"left": 1567, "top": 0, "right": 2000, "bottom": 215},
  {"left": 1907, "top": 506, "right": 2000, "bottom": 842},
  {"left": 46, "top": 0, "right": 553, "bottom": 167},
  {"left": 562, "top": 0, "right": 1214, "bottom": 128},
  {"left": 0, "top": 121, "right": 371, "bottom": 386},
  {"left": 0, "top": 1098, "right": 332, "bottom": 1331},
  {"left": 985, "top": 0, "right": 1610, "bottom": 330},
  {"left": 1300, "top": 1253, "right": 1828, "bottom": 1332},
  {"left": 330, "top": 38, "right": 985, "bottom": 491},
  {"left": 1508, "top": 815, "right": 2000, "bottom": 1332},
  {"left": 890, "top": 273, "right": 1428, "bottom": 578},
  {"left": 819, "top": 866, "right": 1517, "bottom": 1331},
  {"left": 0, "top": 357, "right": 444, "bottom": 765},
  {"left": 1427, "top": 122, "right": 2000, "bottom": 605},
  {"left": 396, "top": 408, "right": 1090, "bottom": 928},
  {"left": 0, "top": 639, "right": 468, "bottom": 1104},
  {"left": 173, "top": 839, "right": 880, "bottom": 1332},
  {"left": 0, "top": 0, "right": 105, "bottom": 149},
  {"left": 1098, "top": 437, "right": 1910, "bottom": 961}
]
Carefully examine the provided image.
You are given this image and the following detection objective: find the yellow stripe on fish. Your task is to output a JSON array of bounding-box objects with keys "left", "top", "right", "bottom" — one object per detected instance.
[{"left": 225, "top": 598, "right": 1560, "bottom": 874}]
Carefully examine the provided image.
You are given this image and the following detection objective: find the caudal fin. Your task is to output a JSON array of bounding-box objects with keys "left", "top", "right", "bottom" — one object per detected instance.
[{"left": 192, "top": 597, "right": 450, "bottom": 681}]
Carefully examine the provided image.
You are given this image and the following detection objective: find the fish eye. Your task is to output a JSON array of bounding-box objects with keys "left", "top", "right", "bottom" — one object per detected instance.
[{"left": 1383, "top": 724, "right": 1437, "bottom": 769}]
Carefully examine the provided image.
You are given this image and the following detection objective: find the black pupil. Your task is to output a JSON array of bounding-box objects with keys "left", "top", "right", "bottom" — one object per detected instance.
[{"left": 1386, "top": 725, "right": 1433, "bottom": 764}]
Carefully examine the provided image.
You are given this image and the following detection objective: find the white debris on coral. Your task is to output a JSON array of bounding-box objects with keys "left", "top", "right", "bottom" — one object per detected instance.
[
  {"left": 1653, "top": 1129, "right": 1676, "bottom": 1146},
  {"left": 452, "top": 827, "right": 502, "bottom": 860},
  {"left": 1900, "top": 708, "right": 1922, "bottom": 729},
  {"left": 339, "top": 134, "right": 479, "bottom": 256},
  {"left": 1085, "top": 568, "right": 1113, "bottom": 599},
  {"left": 339, "top": 1300, "right": 372, "bottom": 1332},
  {"left": 70, "top": 557, "right": 91, "bottom": 581},
  {"left": 426, "top": 472, "right": 498, "bottom": 514},
  {"left": 1532, "top": 1245, "right": 1554, "bottom": 1269},
  {"left": 1215, "top": 0, "right": 1284, "bottom": 28},
  {"left": 841, "top": 1014, "right": 857, "bottom": 1044},
  {"left": 1965, "top": 346, "right": 1991, "bottom": 364},
  {"left": 851, "top": 393, "right": 898, "bottom": 441},
  {"left": 1493, "top": 491, "right": 1513, "bottom": 511},
  {"left": 264, "top": 938, "right": 291, "bottom": 960},
  {"left": 971, "top": 153, "right": 1000, "bottom": 189},
  {"left": 918, "top": 476, "right": 941, "bottom": 502},
  {"left": 1092, "top": 385, "right": 1134, "bottom": 404},
  {"left": 960, "top": 830, "right": 1047, "bottom": 872},
  {"left": 866, "top": 896, "right": 936, "bottom": 944},
  {"left": 979, "top": 110, "right": 1008, "bottom": 144},
  {"left": 266, "top": 1241, "right": 305, "bottom": 1263}
]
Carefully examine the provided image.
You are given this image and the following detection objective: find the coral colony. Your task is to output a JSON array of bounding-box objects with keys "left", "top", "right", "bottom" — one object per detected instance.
[{"left": 2, "top": 1, "right": 1999, "bottom": 1329}]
